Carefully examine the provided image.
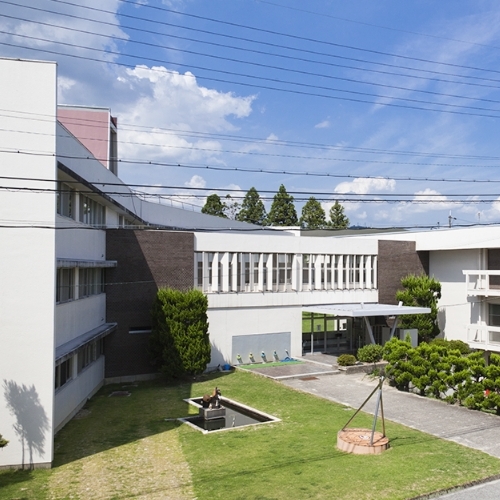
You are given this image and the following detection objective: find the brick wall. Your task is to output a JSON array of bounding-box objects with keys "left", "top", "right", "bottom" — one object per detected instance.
[
  {"left": 105, "top": 229, "right": 194, "bottom": 378},
  {"left": 378, "top": 240, "right": 429, "bottom": 304}
]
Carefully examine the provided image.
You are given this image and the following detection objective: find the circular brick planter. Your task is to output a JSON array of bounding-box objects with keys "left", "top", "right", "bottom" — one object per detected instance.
[{"left": 337, "top": 428, "right": 389, "bottom": 455}]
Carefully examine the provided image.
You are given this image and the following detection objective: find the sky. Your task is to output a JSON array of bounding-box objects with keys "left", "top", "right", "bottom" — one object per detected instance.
[{"left": 2, "top": 0, "right": 500, "bottom": 228}]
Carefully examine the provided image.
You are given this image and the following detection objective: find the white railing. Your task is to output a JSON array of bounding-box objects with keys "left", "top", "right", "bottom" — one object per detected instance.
[
  {"left": 466, "top": 324, "right": 500, "bottom": 350},
  {"left": 463, "top": 270, "right": 500, "bottom": 296}
]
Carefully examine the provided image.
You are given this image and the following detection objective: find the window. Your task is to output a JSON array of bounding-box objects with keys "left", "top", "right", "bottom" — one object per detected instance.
[
  {"left": 55, "top": 358, "right": 72, "bottom": 390},
  {"left": 57, "top": 182, "right": 75, "bottom": 219},
  {"left": 57, "top": 268, "right": 74, "bottom": 303},
  {"left": 79, "top": 195, "right": 105, "bottom": 226},
  {"left": 489, "top": 304, "right": 500, "bottom": 327},
  {"left": 79, "top": 268, "right": 104, "bottom": 298},
  {"left": 77, "top": 339, "right": 104, "bottom": 373}
]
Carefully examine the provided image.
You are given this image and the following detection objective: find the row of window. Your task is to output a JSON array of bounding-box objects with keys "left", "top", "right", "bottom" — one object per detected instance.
[
  {"left": 56, "top": 268, "right": 105, "bottom": 303},
  {"left": 195, "top": 252, "right": 377, "bottom": 293},
  {"left": 57, "top": 183, "right": 106, "bottom": 227},
  {"left": 55, "top": 338, "right": 104, "bottom": 390}
]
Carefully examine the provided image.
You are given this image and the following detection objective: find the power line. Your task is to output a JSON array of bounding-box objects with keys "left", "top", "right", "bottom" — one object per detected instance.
[
  {"left": 3, "top": 38, "right": 500, "bottom": 119},
  {"left": 3, "top": 149, "right": 500, "bottom": 185},
  {"left": 4, "top": 11, "right": 500, "bottom": 103},
  {"left": 4, "top": 107, "right": 500, "bottom": 162},
  {"left": 2, "top": 175, "right": 500, "bottom": 203},
  {"left": 74, "top": 0, "right": 500, "bottom": 76},
  {"left": 5, "top": 30, "right": 500, "bottom": 116},
  {"left": 257, "top": 0, "right": 500, "bottom": 52}
]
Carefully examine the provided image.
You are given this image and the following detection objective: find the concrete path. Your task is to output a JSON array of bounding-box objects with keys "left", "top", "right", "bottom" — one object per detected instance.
[{"left": 278, "top": 369, "right": 500, "bottom": 499}]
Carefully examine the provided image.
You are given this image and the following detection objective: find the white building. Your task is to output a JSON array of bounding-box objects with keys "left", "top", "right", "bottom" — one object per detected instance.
[{"left": 1, "top": 57, "right": 499, "bottom": 469}]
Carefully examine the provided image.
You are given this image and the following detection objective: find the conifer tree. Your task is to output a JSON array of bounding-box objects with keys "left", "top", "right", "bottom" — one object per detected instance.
[
  {"left": 396, "top": 274, "right": 441, "bottom": 343},
  {"left": 328, "top": 200, "right": 349, "bottom": 229},
  {"left": 266, "top": 184, "right": 298, "bottom": 226},
  {"left": 237, "top": 187, "right": 266, "bottom": 225},
  {"left": 300, "top": 196, "right": 327, "bottom": 229},
  {"left": 149, "top": 288, "right": 211, "bottom": 379},
  {"left": 201, "top": 194, "right": 227, "bottom": 218}
]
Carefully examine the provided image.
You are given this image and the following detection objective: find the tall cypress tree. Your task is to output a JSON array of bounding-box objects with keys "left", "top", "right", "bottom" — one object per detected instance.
[
  {"left": 237, "top": 187, "right": 266, "bottom": 225},
  {"left": 266, "top": 184, "right": 298, "bottom": 226},
  {"left": 300, "top": 196, "right": 326, "bottom": 229},
  {"left": 329, "top": 201, "right": 349, "bottom": 229}
]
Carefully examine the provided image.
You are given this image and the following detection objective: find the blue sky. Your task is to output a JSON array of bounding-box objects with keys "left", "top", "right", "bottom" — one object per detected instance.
[{"left": 2, "top": 0, "right": 500, "bottom": 228}]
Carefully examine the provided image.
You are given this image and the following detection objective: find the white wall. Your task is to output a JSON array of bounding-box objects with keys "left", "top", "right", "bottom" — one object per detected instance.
[
  {"left": 55, "top": 295, "right": 107, "bottom": 347},
  {"left": 56, "top": 215, "right": 106, "bottom": 261},
  {"left": 54, "top": 357, "right": 105, "bottom": 431},
  {"left": 0, "top": 59, "right": 57, "bottom": 468},
  {"left": 429, "top": 249, "right": 480, "bottom": 342},
  {"left": 207, "top": 306, "right": 303, "bottom": 366}
]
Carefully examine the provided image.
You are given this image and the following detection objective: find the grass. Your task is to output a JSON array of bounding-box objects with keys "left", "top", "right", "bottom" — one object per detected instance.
[{"left": 1, "top": 371, "right": 500, "bottom": 499}]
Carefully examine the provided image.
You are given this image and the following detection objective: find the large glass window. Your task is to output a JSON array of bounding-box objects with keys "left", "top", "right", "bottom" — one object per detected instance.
[
  {"left": 57, "top": 268, "right": 74, "bottom": 303},
  {"left": 79, "top": 268, "right": 104, "bottom": 298},
  {"left": 56, "top": 182, "right": 75, "bottom": 219},
  {"left": 489, "top": 304, "right": 500, "bottom": 326},
  {"left": 79, "top": 195, "right": 105, "bottom": 226},
  {"left": 55, "top": 358, "right": 72, "bottom": 390}
]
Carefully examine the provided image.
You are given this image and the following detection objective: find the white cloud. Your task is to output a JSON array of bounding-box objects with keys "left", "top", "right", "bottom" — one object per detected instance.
[
  {"left": 185, "top": 175, "right": 206, "bottom": 188},
  {"left": 334, "top": 177, "right": 396, "bottom": 194},
  {"left": 116, "top": 66, "right": 256, "bottom": 164},
  {"left": 315, "top": 120, "right": 330, "bottom": 129}
]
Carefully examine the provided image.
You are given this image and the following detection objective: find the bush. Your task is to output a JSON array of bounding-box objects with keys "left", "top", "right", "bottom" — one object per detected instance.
[
  {"left": 357, "top": 344, "right": 384, "bottom": 363},
  {"left": 430, "top": 338, "right": 471, "bottom": 355},
  {"left": 337, "top": 354, "right": 357, "bottom": 366},
  {"left": 149, "top": 288, "right": 211, "bottom": 379}
]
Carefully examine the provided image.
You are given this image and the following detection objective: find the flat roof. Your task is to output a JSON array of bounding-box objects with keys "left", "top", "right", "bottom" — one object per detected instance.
[{"left": 302, "top": 303, "right": 431, "bottom": 317}]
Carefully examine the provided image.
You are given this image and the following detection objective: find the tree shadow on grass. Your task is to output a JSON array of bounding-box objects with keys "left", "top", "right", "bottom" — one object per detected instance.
[{"left": 3, "top": 379, "right": 49, "bottom": 470}]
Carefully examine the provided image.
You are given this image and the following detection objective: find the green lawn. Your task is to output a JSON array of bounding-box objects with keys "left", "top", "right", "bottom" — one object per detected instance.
[{"left": 1, "top": 371, "right": 500, "bottom": 499}]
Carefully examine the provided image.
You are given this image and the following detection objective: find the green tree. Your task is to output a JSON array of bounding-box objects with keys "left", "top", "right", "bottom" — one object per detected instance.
[
  {"left": 237, "top": 187, "right": 266, "bottom": 225},
  {"left": 328, "top": 201, "right": 349, "bottom": 229},
  {"left": 201, "top": 194, "right": 227, "bottom": 218},
  {"left": 266, "top": 184, "right": 298, "bottom": 226},
  {"left": 0, "top": 433, "right": 8, "bottom": 448},
  {"left": 149, "top": 288, "right": 211, "bottom": 379},
  {"left": 300, "top": 196, "right": 327, "bottom": 229},
  {"left": 396, "top": 274, "right": 442, "bottom": 343}
]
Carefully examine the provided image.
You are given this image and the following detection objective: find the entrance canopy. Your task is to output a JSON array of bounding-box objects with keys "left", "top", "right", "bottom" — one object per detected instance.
[
  {"left": 302, "top": 303, "right": 430, "bottom": 317},
  {"left": 302, "top": 303, "right": 431, "bottom": 344}
]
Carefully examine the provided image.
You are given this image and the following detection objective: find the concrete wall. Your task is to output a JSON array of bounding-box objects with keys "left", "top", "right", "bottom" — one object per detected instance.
[
  {"left": 0, "top": 59, "right": 57, "bottom": 468},
  {"left": 430, "top": 249, "right": 481, "bottom": 342},
  {"left": 54, "top": 357, "right": 105, "bottom": 431}
]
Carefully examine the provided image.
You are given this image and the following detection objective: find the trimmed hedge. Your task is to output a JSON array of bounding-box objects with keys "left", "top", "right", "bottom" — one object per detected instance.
[
  {"left": 337, "top": 354, "right": 357, "bottom": 366},
  {"left": 357, "top": 344, "right": 384, "bottom": 363}
]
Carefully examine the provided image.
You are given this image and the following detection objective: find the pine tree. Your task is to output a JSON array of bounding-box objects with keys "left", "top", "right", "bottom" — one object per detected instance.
[
  {"left": 396, "top": 274, "right": 442, "bottom": 343},
  {"left": 300, "top": 196, "right": 326, "bottom": 229},
  {"left": 236, "top": 187, "right": 266, "bottom": 225},
  {"left": 201, "top": 194, "right": 227, "bottom": 218},
  {"left": 328, "top": 201, "right": 349, "bottom": 229},
  {"left": 266, "top": 184, "right": 298, "bottom": 226}
]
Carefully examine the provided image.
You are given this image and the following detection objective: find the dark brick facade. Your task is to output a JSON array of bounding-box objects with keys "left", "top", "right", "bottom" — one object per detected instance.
[
  {"left": 105, "top": 229, "right": 194, "bottom": 378},
  {"left": 378, "top": 240, "right": 429, "bottom": 305}
]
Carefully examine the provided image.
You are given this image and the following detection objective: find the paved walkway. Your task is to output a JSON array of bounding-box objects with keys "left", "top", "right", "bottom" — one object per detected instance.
[{"left": 263, "top": 360, "right": 500, "bottom": 499}]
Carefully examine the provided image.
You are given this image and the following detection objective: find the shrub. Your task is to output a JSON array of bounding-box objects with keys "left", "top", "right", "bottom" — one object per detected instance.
[
  {"left": 430, "top": 338, "right": 471, "bottom": 355},
  {"left": 149, "top": 288, "right": 211, "bottom": 379},
  {"left": 357, "top": 344, "right": 384, "bottom": 364},
  {"left": 337, "top": 354, "right": 357, "bottom": 366}
]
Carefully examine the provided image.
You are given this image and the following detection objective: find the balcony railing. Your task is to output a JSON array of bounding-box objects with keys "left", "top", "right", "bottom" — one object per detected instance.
[
  {"left": 463, "top": 270, "right": 500, "bottom": 297},
  {"left": 466, "top": 324, "right": 500, "bottom": 351}
]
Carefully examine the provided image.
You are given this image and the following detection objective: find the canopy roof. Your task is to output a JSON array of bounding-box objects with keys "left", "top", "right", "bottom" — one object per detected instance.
[{"left": 302, "top": 303, "right": 430, "bottom": 317}]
